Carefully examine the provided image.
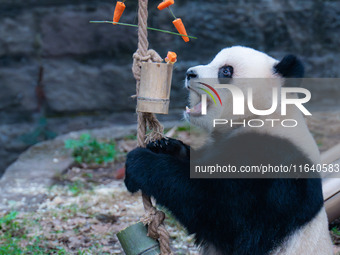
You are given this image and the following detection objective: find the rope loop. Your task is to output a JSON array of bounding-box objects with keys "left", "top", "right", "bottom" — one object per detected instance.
[{"left": 132, "top": 49, "right": 163, "bottom": 81}]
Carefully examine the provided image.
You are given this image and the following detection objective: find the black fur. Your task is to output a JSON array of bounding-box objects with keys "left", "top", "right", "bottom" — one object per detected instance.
[
  {"left": 274, "top": 55, "right": 305, "bottom": 78},
  {"left": 125, "top": 133, "right": 323, "bottom": 255},
  {"left": 147, "top": 138, "right": 190, "bottom": 160}
]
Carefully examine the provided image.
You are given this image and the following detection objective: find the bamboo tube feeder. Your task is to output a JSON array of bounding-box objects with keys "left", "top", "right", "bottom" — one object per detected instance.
[
  {"left": 137, "top": 62, "right": 174, "bottom": 114},
  {"left": 117, "top": 222, "right": 161, "bottom": 255}
]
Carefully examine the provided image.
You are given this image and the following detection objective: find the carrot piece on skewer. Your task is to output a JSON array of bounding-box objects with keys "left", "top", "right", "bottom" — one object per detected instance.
[
  {"left": 157, "top": 0, "right": 175, "bottom": 10},
  {"left": 172, "top": 18, "right": 189, "bottom": 42},
  {"left": 165, "top": 51, "right": 177, "bottom": 64},
  {"left": 113, "top": 1, "right": 126, "bottom": 25}
]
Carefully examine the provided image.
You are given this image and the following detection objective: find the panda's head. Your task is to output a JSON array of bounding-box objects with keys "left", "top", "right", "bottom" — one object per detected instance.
[{"left": 184, "top": 46, "right": 304, "bottom": 131}]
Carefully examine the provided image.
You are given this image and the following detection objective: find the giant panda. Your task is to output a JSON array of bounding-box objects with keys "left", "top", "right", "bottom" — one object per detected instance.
[{"left": 124, "top": 46, "right": 334, "bottom": 255}]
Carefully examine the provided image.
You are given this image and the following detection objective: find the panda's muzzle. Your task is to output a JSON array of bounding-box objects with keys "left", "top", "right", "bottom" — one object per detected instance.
[{"left": 186, "top": 69, "right": 198, "bottom": 81}]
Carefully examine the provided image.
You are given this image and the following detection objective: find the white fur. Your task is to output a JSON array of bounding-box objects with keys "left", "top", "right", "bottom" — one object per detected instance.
[{"left": 270, "top": 208, "right": 333, "bottom": 255}]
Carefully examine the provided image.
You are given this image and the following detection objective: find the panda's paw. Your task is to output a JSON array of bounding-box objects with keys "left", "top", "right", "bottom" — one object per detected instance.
[
  {"left": 147, "top": 137, "right": 189, "bottom": 159},
  {"left": 124, "top": 170, "right": 140, "bottom": 193},
  {"left": 124, "top": 148, "right": 151, "bottom": 193}
]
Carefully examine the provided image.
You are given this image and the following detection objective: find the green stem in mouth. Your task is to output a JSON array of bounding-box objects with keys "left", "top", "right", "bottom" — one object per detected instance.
[{"left": 198, "top": 88, "right": 217, "bottom": 105}]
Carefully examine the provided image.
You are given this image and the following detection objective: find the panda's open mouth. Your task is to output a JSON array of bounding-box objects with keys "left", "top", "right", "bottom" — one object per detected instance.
[
  {"left": 186, "top": 102, "right": 202, "bottom": 116},
  {"left": 186, "top": 86, "right": 212, "bottom": 116}
]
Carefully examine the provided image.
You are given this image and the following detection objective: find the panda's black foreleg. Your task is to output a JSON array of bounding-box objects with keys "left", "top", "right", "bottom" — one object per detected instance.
[{"left": 124, "top": 138, "right": 199, "bottom": 229}]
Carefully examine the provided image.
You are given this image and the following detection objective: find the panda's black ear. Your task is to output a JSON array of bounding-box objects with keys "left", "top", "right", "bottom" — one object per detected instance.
[{"left": 274, "top": 55, "right": 304, "bottom": 78}]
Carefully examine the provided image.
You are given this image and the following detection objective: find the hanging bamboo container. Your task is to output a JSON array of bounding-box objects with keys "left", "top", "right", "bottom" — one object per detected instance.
[
  {"left": 137, "top": 62, "right": 173, "bottom": 114},
  {"left": 117, "top": 222, "right": 160, "bottom": 255}
]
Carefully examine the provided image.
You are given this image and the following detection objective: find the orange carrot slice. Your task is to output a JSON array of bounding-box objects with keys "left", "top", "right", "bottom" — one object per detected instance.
[
  {"left": 172, "top": 18, "right": 189, "bottom": 42},
  {"left": 113, "top": 1, "right": 126, "bottom": 25},
  {"left": 165, "top": 51, "right": 177, "bottom": 64},
  {"left": 157, "top": 0, "right": 175, "bottom": 10}
]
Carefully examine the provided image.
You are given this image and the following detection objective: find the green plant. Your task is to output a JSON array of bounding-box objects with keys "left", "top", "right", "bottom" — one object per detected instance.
[
  {"left": 0, "top": 212, "right": 100, "bottom": 255},
  {"left": 0, "top": 211, "right": 23, "bottom": 238},
  {"left": 67, "top": 181, "right": 85, "bottom": 196},
  {"left": 0, "top": 211, "right": 18, "bottom": 226},
  {"left": 176, "top": 125, "right": 191, "bottom": 132},
  {"left": 332, "top": 227, "right": 340, "bottom": 236},
  {"left": 0, "top": 211, "right": 26, "bottom": 254},
  {"left": 65, "top": 134, "right": 116, "bottom": 165},
  {"left": 0, "top": 241, "right": 23, "bottom": 255}
]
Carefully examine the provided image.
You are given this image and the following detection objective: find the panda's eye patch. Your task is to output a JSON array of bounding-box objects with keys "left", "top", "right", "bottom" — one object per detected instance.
[{"left": 218, "top": 65, "right": 233, "bottom": 78}]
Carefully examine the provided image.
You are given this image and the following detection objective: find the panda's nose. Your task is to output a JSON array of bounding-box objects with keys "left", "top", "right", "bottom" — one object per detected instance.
[{"left": 186, "top": 69, "right": 198, "bottom": 81}]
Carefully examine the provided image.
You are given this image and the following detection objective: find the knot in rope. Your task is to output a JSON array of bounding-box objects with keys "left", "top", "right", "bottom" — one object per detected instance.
[
  {"left": 132, "top": 49, "right": 163, "bottom": 81},
  {"left": 141, "top": 207, "right": 165, "bottom": 239},
  {"left": 141, "top": 202, "right": 172, "bottom": 255},
  {"left": 145, "top": 113, "right": 164, "bottom": 143}
]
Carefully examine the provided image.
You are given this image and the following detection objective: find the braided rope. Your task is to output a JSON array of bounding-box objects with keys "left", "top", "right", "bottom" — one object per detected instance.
[{"left": 132, "top": 0, "right": 172, "bottom": 254}]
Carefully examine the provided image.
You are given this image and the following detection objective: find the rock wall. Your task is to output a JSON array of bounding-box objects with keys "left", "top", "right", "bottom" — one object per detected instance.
[{"left": 0, "top": 0, "right": 339, "bottom": 175}]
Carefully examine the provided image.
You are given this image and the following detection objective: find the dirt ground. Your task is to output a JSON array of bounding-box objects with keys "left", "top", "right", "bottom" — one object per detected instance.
[{"left": 0, "top": 167, "right": 199, "bottom": 254}]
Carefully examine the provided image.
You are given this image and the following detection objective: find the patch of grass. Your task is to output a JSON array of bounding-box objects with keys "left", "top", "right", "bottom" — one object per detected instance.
[
  {"left": 332, "top": 227, "right": 340, "bottom": 236},
  {"left": 0, "top": 210, "right": 114, "bottom": 255},
  {"left": 0, "top": 212, "right": 48, "bottom": 255},
  {"left": 0, "top": 241, "right": 23, "bottom": 254},
  {"left": 67, "top": 181, "right": 86, "bottom": 196},
  {"left": 0, "top": 211, "right": 18, "bottom": 226},
  {"left": 0, "top": 211, "right": 24, "bottom": 238},
  {"left": 176, "top": 125, "right": 191, "bottom": 132},
  {"left": 65, "top": 134, "right": 116, "bottom": 165},
  {"left": 13, "top": 237, "right": 69, "bottom": 255}
]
